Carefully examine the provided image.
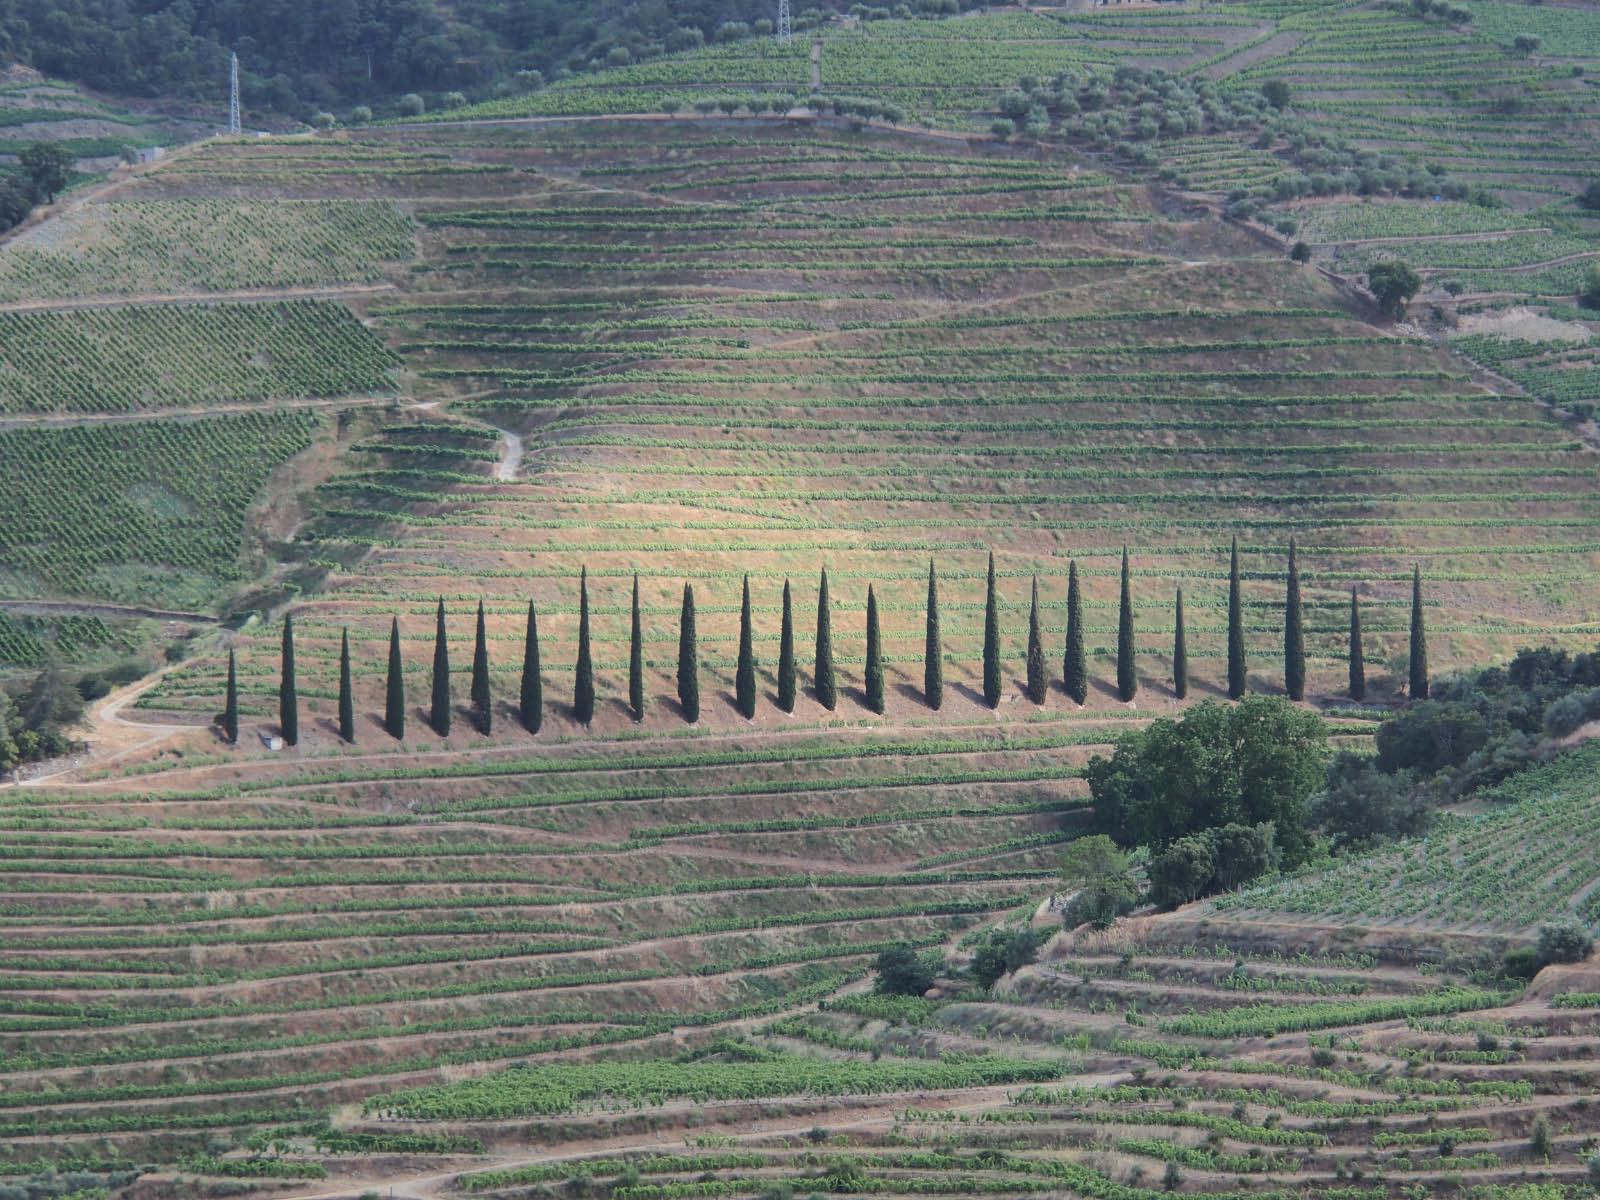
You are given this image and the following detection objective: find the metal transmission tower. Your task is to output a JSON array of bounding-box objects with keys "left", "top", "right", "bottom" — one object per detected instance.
[
  {"left": 228, "top": 52, "right": 241, "bottom": 136},
  {"left": 777, "top": 0, "right": 792, "bottom": 43}
]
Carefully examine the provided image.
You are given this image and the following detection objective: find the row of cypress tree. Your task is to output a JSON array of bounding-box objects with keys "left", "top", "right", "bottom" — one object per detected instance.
[{"left": 229, "top": 550, "right": 1431, "bottom": 744}]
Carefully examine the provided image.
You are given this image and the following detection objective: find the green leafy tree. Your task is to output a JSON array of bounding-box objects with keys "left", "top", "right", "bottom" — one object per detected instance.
[
  {"left": 1409, "top": 565, "right": 1429, "bottom": 700},
  {"left": 385, "top": 617, "right": 405, "bottom": 739},
  {"left": 678, "top": 582, "right": 699, "bottom": 723},
  {"left": 1146, "top": 833, "right": 1216, "bottom": 909},
  {"left": 983, "top": 551, "right": 1001, "bottom": 708},
  {"left": 777, "top": 578, "right": 796, "bottom": 714},
  {"left": 924, "top": 559, "right": 943, "bottom": 710},
  {"left": 1227, "top": 535, "right": 1247, "bottom": 700},
  {"left": 1025, "top": 576, "right": 1046, "bottom": 704},
  {"left": 1583, "top": 261, "right": 1600, "bottom": 310},
  {"left": 338, "top": 627, "right": 355, "bottom": 743},
  {"left": 222, "top": 648, "right": 239, "bottom": 745},
  {"left": 470, "top": 600, "right": 490, "bottom": 734},
  {"left": 1348, "top": 588, "right": 1366, "bottom": 701},
  {"left": 1367, "top": 259, "right": 1423, "bottom": 319},
  {"left": 874, "top": 944, "right": 940, "bottom": 996},
  {"left": 1312, "top": 752, "right": 1428, "bottom": 850},
  {"left": 1064, "top": 560, "right": 1086, "bottom": 704},
  {"left": 19, "top": 141, "right": 70, "bottom": 204},
  {"left": 430, "top": 598, "right": 450, "bottom": 737},
  {"left": 1058, "top": 835, "right": 1138, "bottom": 929},
  {"left": 279, "top": 612, "right": 298, "bottom": 746},
  {"left": 1260, "top": 78, "right": 1291, "bottom": 109},
  {"left": 629, "top": 575, "right": 645, "bottom": 722},
  {"left": 520, "top": 601, "right": 541, "bottom": 734},
  {"left": 1086, "top": 697, "right": 1328, "bottom": 867},
  {"left": 864, "top": 583, "right": 884, "bottom": 714},
  {"left": 1116, "top": 546, "right": 1137, "bottom": 702},
  {"left": 1284, "top": 539, "right": 1305, "bottom": 702},
  {"left": 815, "top": 568, "right": 836, "bottom": 710},
  {"left": 736, "top": 574, "right": 756, "bottom": 719},
  {"left": 574, "top": 568, "right": 595, "bottom": 726},
  {"left": 1172, "top": 586, "right": 1187, "bottom": 701},
  {"left": 970, "top": 926, "right": 1044, "bottom": 990}
]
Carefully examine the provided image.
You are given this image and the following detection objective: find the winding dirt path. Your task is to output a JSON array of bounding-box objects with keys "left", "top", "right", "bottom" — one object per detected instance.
[{"left": 8, "top": 666, "right": 208, "bottom": 789}]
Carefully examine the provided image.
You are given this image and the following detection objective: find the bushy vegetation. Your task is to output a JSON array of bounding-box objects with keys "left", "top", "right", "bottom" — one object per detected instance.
[{"left": 1087, "top": 698, "right": 1327, "bottom": 871}]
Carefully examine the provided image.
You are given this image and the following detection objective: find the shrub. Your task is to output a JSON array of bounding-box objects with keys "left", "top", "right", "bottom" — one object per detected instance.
[
  {"left": 874, "top": 944, "right": 942, "bottom": 996},
  {"left": 990, "top": 118, "right": 1015, "bottom": 139},
  {"left": 398, "top": 93, "right": 425, "bottom": 116},
  {"left": 1290, "top": 241, "right": 1311, "bottom": 263},
  {"left": 1537, "top": 920, "right": 1593, "bottom": 965},
  {"left": 1544, "top": 687, "right": 1600, "bottom": 737},
  {"left": 1581, "top": 262, "right": 1600, "bottom": 310},
  {"left": 1261, "top": 79, "right": 1291, "bottom": 109},
  {"left": 1059, "top": 835, "right": 1138, "bottom": 929},
  {"left": 1579, "top": 180, "right": 1600, "bottom": 212},
  {"left": 1502, "top": 946, "right": 1539, "bottom": 981},
  {"left": 970, "top": 926, "right": 1046, "bottom": 989},
  {"left": 349, "top": 105, "right": 372, "bottom": 125}
]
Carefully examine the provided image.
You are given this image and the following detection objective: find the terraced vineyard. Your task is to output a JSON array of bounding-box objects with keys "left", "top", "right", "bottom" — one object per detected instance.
[
  {"left": 125, "top": 122, "right": 1598, "bottom": 732},
  {"left": 0, "top": 14, "right": 1597, "bottom": 1199}
]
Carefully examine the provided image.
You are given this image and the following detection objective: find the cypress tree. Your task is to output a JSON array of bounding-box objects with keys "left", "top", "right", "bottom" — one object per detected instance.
[
  {"left": 520, "top": 601, "right": 541, "bottom": 734},
  {"left": 385, "top": 617, "right": 405, "bottom": 740},
  {"left": 923, "top": 559, "right": 943, "bottom": 710},
  {"left": 471, "top": 599, "right": 491, "bottom": 734},
  {"left": 1173, "top": 586, "right": 1188, "bottom": 701},
  {"left": 1408, "top": 565, "right": 1429, "bottom": 701},
  {"left": 279, "top": 612, "right": 298, "bottom": 747},
  {"left": 338, "top": 627, "right": 354, "bottom": 744},
  {"left": 982, "top": 551, "right": 1001, "bottom": 709},
  {"left": 735, "top": 574, "right": 756, "bottom": 719},
  {"left": 574, "top": 567, "right": 594, "bottom": 726},
  {"left": 777, "top": 579, "right": 796, "bottom": 714},
  {"left": 629, "top": 575, "right": 645, "bottom": 722},
  {"left": 1116, "top": 545, "right": 1137, "bottom": 703},
  {"left": 678, "top": 582, "right": 700, "bottom": 723},
  {"left": 1227, "top": 535, "right": 1247, "bottom": 700},
  {"left": 1348, "top": 587, "right": 1366, "bottom": 701},
  {"left": 1284, "top": 538, "right": 1305, "bottom": 702},
  {"left": 814, "top": 568, "right": 836, "bottom": 711},
  {"left": 1025, "top": 575, "right": 1046, "bottom": 704},
  {"left": 430, "top": 598, "right": 450, "bottom": 737},
  {"left": 222, "top": 648, "right": 238, "bottom": 745},
  {"left": 1063, "top": 560, "right": 1086, "bottom": 705},
  {"left": 864, "top": 583, "right": 884, "bottom": 714}
]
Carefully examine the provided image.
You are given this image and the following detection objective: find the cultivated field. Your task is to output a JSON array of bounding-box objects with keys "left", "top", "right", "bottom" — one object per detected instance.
[{"left": 0, "top": 6, "right": 1597, "bottom": 1197}]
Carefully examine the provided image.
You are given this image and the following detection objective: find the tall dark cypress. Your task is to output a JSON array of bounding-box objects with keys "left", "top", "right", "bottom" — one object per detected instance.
[
  {"left": 385, "top": 617, "right": 405, "bottom": 739},
  {"left": 629, "top": 575, "right": 645, "bottom": 722},
  {"left": 1172, "top": 586, "right": 1188, "bottom": 701},
  {"left": 338, "top": 627, "right": 355, "bottom": 744},
  {"left": 982, "top": 551, "right": 1001, "bottom": 709},
  {"left": 864, "top": 583, "right": 884, "bottom": 714},
  {"left": 923, "top": 559, "right": 943, "bottom": 710},
  {"left": 1348, "top": 587, "right": 1366, "bottom": 701},
  {"left": 814, "top": 568, "right": 836, "bottom": 711},
  {"left": 1227, "top": 535, "right": 1247, "bottom": 700},
  {"left": 520, "top": 601, "right": 542, "bottom": 734},
  {"left": 678, "top": 582, "right": 700, "bottom": 723},
  {"left": 222, "top": 648, "right": 239, "bottom": 745},
  {"left": 1063, "top": 559, "right": 1086, "bottom": 705},
  {"left": 1025, "top": 575, "right": 1046, "bottom": 704},
  {"left": 430, "top": 598, "right": 450, "bottom": 737},
  {"left": 279, "top": 612, "right": 298, "bottom": 746},
  {"left": 574, "top": 567, "right": 594, "bottom": 726},
  {"left": 1284, "top": 538, "right": 1305, "bottom": 702},
  {"left": 1408, "top": 565, "right": 1429, "bottom": 701},
  {"left": 777, "top": 578, "right": 796, "bottom": 714},
  {"left": 1116, "top": 545, "right": 1137, "bottom": 703},
  {"left": 735, "top": 574, "right": 756, "bottom": 719},
  {"left": 471, "top": 599, "right": 491, "bottom": 734}
]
